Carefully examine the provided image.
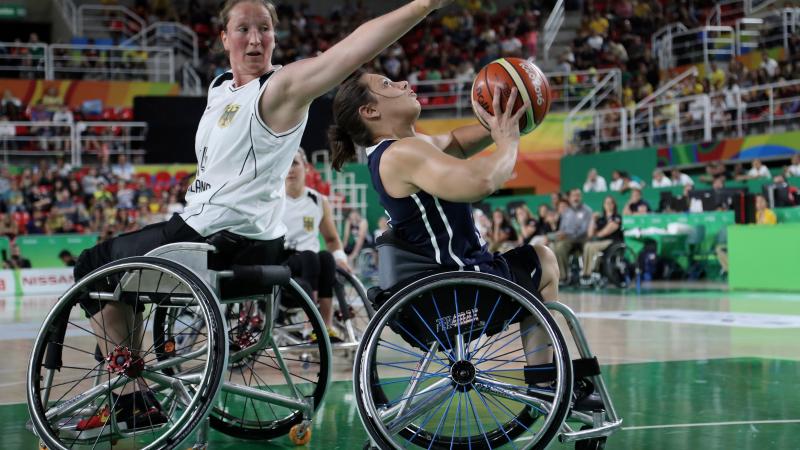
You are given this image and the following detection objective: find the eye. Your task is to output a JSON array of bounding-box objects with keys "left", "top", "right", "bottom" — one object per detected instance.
[
  {"left": 382, "top": 79, "right": 390, "bottom": 87},
  {"left": 238, "top": 26, "right": 247, "bottom": 32},
  {"left": 261, "top": 25, "right": 270, "bottom": 32}
]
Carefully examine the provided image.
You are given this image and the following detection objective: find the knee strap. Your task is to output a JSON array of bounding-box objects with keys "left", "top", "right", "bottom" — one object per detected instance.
[{"left": 523, "top": 357, "right": 601, "bottom": 385}]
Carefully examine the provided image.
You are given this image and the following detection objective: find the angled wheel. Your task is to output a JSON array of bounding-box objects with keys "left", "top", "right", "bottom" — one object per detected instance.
[
  {"left": 333, "top": 267, "right": 375, "bottom": 345},
  {"left": 200, "top": 281, "right": 332, "bottom": 440},
  {"left": 354, "top": 272, "right": 572, "bottom": 450},
  {"left": 27, "top": 257, "right": 227, "bottom": 450}
]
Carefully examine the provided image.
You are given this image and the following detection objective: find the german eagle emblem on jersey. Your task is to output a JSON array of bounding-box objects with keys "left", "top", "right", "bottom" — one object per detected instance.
[
  {"left": 303, "top": 216, "right": 314, "bottom": 232},
  {"left": 218, "top": 104, "right": 241, "bottom": 128}
]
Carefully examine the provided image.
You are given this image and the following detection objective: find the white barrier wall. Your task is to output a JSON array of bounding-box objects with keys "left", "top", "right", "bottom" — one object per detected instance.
[{"left": 0, "top": 268, "right": 74, "bottom": 296}]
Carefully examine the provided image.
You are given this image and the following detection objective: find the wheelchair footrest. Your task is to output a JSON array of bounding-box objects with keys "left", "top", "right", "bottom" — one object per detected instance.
[
  {"left": 558, "top": 419, "right": 622, "bottom": 443},
  {"left": 523, "top": 357, "right": 601, "bottom": 385}
]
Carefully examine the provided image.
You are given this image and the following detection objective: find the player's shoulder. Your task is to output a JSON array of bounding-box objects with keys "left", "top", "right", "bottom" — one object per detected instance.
[{"left": 304, "top": 187, "right": 324, "bottom": 205}]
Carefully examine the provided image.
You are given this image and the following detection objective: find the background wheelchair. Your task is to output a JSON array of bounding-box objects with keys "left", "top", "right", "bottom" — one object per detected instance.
[
  {"left": 565, "top": 241, "right": 638, "bottom": 289},
  {"left": 27, "top": 240, "right": 333, "bottom": 449},
  {"left": 354, "top": 236, "right": 622, "bottom": 450}
]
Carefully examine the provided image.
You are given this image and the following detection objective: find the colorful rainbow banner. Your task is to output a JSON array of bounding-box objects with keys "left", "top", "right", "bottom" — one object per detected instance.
[
  {"left": 1, "top": 78, "right": 180, "bottom": 109},
  {"left": 657, "top": 130, "right": 800, "bottom": 166}
]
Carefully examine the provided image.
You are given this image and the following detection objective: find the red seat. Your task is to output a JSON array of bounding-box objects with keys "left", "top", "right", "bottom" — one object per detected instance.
[
  {"left": 134, "top": 172, "right": 152, "bottom": 186},
  {"left": 174, "top": 170, "right": 190, "bottom": 182}
]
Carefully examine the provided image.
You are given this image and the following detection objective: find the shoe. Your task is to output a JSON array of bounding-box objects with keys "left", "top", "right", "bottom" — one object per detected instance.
[
  {"left": 76, "top": 391, "right": 168, "bottom": 433},
  {"left": 310, "top": 328, "right": 343, "bottom": 344}
]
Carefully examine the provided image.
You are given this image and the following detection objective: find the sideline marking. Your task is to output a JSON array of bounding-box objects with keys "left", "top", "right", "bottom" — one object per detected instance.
[
  {"left": 578, "top": 309, "right": 800, "bottom": 329},
  {"left": 622, "top": 419, "right": 800, "bottom": 431}
]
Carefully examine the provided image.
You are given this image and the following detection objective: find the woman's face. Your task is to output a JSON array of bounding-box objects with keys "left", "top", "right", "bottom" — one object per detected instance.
[
  {"left": 360, "top": 73, "right": 420, "bottom": 123},
  {"left": 222, "top": 1, "right": 275, "bottom": 79},
  {"left": 604, "top": 197, "right": 615, "bottom": 212},
  {"left": 285, "top": 152, "right": 307, "bottom": 189}
]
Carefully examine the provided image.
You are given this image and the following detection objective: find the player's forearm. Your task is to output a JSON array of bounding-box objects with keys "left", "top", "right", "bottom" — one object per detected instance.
[{"left": 447, "top": 124, "right": 493, "bottom": 158}]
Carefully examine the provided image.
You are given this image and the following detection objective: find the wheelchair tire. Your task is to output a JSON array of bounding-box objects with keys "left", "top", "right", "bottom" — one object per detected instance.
[
  {"left": 27, "top": 257, "right": 228, "bottom": 450},
  {"left": 354, "top": 271, "right": 573, "bottom": 450},
  {"left": 575, "top": 426, "right": 607, "bottom": 450},
  {"left": 334, "top": 267, "right": 375, "bottom": 342},
  {"left": 204, "top": 282, "right": 331, "bottom": 440},
  {"left": 601, "top": 242, "right": 635, "bottom": 288}
]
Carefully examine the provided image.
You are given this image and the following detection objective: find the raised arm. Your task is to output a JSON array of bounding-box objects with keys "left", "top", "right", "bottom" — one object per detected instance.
[
  {"left": 262, "top": 0, "right": 452, "bottom": 131},
  {"left": 381, "top": 88, "right": 527, "bottom": 203}
]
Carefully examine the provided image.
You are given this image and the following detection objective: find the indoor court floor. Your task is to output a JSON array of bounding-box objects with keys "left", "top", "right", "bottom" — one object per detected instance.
[{"left": 3, "top": 282, "right": 798, "bottom": 449}]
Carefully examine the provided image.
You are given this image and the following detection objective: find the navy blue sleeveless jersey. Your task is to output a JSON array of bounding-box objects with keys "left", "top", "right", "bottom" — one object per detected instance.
[{"left": 366, "top": 140, "right": 495, "bottom": 270}]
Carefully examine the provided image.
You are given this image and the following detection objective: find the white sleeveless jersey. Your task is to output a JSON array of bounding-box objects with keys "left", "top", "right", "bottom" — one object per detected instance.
[
  {"left": 181, "top": 68, "right": 309, "bottom": 240},
  {"left": 282, "top": 187, "right": 325, "bottom": 253}
]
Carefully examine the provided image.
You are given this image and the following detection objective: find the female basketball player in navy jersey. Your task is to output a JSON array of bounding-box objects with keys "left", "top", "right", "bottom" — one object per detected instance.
[
  {"left": 70, "top": 0, "right": 455, "bottom": 432},
  {"left": 327, "top": 72, "right": 562, "bottom": 371}
]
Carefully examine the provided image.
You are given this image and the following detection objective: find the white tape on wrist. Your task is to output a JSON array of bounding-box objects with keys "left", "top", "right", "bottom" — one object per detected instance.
[{"left": 333, "top": 249, "right": 347, "bottom": 262}]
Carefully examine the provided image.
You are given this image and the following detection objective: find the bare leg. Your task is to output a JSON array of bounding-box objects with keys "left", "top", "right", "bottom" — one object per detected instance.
[
  {"left": 520, "top": 244, "right": 559, "bottom": 367},
  {"left": 318, "top": 296, "right": 334, "bottom": 329},
  {"left": 89, "top": 304, "right": 147, "bottom": 395}
]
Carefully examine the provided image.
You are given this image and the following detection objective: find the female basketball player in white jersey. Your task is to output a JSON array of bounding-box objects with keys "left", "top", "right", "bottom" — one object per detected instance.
[
  {"left": 327, "top": 71, "right": 566, "bottom": 386},
  {"left": 71, "top": 0, "right": 455, "bottom": 431},
  {"left": 282, "top": 149, "right": 350, "bottom": 341}
]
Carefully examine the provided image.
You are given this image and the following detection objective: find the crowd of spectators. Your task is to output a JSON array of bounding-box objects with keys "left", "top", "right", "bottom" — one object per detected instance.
[{"left": 0, "top": 154, "right": 190, "bottom": 246}]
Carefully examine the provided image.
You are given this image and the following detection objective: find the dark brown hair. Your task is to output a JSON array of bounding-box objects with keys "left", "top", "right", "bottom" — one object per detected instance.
[
  {"left": 219, "top": 0, "right": 279, "bottom": 31},
  {"left": 328, "top": 70, "right": 377, "bottom": 171}
]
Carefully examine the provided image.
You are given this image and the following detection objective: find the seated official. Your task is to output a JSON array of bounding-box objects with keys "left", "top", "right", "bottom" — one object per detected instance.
[{"left": 581, "top": 196, "right": 623, "bottom": 280}]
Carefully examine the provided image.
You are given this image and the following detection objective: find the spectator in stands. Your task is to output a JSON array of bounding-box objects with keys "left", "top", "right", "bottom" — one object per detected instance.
[
  {"left": 40, "top": 86, "right": 63, "bottom": 112},
  {"left": 59, "top": 249, "right": 76, "bottom": 267},
  {"left": 1, "top": 89, "right": 22, "bottom": 120},
  {"left": 0, "top": 213, "right": 16, "bottom": 238},
  {"left": 551, "top": 188, "right": 592, "bottom": 283},
  {"left": 618, "top": 171, "right": 642, "bottom": 193},
  {"left": 2, "top": 242, "right": 31, "bottom": 268},
  {"left": 786, "top": 154, "right": 800, "bottom": 177},
  {"left": 761, "top": 50, "right": 779, "bottom": 79},
  {"left": 744, "top": 159, "right": 771, "bottom": 180},
  {"left": 112, "top": 154, "right": 135, "bottom": 181},
  {"left": 700, "top": 161, "right": 728, "bottom": 184},
  {"left": 0, "top": 115, "right": 14, "bottom": 151},
  {"left": 342, "top": 209, "right": 373, "bottom": 269},
  {"left": 623, "top": 188, "right": 650, "bottom": 215},
  {"left": 489, "top": 208, "right": 518, "bottom": 253},
  {"left": 115, "top": 180, "right": 136, "bottom": 209},
  {"left": 651, "top": 169, "right": 672, "bottom": 188},
  {"left": 581, "top": 195, "right": 623, "bottom": 281},
  {"left": 755, "top": 194, "right": 777, "bottom": 225},
  {"left": 583, "top": 168, "right": 608, "bottom": 192},
  {"left": 609, "top": 170, "right": 624, "bottom": 191},
  {"left": 513, "top": 204, "right": 538, "bottom": 246},
  {"left": 473, "top": 208, "right": 492, "bottom": 244},
  {"left": 670, "top": 168, "right": 694, "bottom": 187}
]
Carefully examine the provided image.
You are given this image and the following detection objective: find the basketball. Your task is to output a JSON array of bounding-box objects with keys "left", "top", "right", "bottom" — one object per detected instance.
[{"left": 471, "top": 57, "right": 551, "bottom": 135}]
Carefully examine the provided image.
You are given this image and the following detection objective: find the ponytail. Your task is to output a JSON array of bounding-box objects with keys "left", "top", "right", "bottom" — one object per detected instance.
[
  {"left": 329, "top": 70, "right": 376, "bottom": 172},
  {"left": 328, "top": 125, "right": 356, "bottom": 171}
]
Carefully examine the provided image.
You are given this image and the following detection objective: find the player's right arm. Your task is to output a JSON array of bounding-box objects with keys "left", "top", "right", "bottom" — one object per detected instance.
[{"left": 381, "top": 88, "right": 528, "bottom": 203}]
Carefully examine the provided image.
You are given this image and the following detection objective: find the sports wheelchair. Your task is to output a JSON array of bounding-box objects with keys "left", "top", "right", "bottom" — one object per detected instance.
[
  {"left": 564, "top": 241, "right": 638, "bottom": 289},
  {"left": 354, "top": 235, "right": 622, "bottom": 449},
  {"left": 27, "top": 239, "right": 336, "bottom": 449}
]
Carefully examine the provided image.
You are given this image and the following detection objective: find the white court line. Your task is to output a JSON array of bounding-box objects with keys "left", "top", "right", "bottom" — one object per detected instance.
[{"left": 622, "top": 419, "right": 800, "bottom": 431}]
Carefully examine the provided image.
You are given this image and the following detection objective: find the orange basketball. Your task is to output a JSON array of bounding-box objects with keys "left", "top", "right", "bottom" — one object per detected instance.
[{"left": 471, "top": 58, "right": 551, "bottom": 135}]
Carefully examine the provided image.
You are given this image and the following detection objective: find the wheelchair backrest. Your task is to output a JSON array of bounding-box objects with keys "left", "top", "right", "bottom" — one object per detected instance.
[{"left": 377, "top": 233, "right": 441, "bottom": 290}]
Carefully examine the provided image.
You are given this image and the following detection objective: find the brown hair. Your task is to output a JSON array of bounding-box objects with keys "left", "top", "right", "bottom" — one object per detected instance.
[
  {"left": 328, "top": 70, "right": 377, "bottom": 171},
  {"left": 219, "top": 0, "right": 279, "bottom": 31}
]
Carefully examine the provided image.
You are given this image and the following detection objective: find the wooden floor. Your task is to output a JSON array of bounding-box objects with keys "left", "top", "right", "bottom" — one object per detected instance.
[{"left": 4, "top": 281, "right": 800, "bottom": 449}]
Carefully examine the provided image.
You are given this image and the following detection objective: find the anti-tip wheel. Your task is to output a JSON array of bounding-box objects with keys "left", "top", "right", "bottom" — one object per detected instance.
[{"left": 289, "top": 423, "right": 312, "bottom": 445}]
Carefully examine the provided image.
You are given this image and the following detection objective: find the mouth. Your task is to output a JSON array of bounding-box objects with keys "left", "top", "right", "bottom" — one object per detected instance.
[{"left": 245, "top": 51, "right": 262, "bottom": 57}]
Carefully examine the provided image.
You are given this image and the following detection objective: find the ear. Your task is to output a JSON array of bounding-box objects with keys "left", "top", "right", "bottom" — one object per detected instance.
[
  {"left": 358, "top": 103, "right": 380, "bottom": 121},
  {"left": 221, "top": 29, "right": 229, "bottom": 52}
]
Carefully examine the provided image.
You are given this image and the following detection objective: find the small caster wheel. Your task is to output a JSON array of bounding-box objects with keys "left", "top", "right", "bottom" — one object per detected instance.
[
  {"left": 289, "top": 423, "right": 312, "bottom": 445},
  {"left": 39, "top": 441, "right": 48, "bottom": 450},
  {"left": 575, "top": 426, "right": 606, "bottom": 450}
]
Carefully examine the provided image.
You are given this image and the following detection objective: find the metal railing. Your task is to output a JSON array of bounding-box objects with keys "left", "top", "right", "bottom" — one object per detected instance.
[
  {"left": 564, "top": 70, "right": 625, "bottom": 152},
  {"left": 707, "top": 0, "right": 746, "bottom": 26},
  {"left": 122, "top": 22, "right": 199, "bottom": 66},
  {"left": 564, "top": 79, "right": 800, "bottom": 153},
  {"left": 652, "top": 23, "right": 689, "bottom": 70},
  {"left": 0, "top": 121, "right": 147, "bottom": 166},
  {"left": 310, "top": 149, "right": 369, "bottom": 235},
  {"left": 0, "top": 42, "right": 47, "bottom": 78},
  {"left": 542, "top": 0, "right": 565, "bottom": 61},
  {"left": 181, "top": 63, "right": 203, "bottom": 96},
  {"left": 77, "top": 4, "right": 146, "bottom": 41},
  {"left": 54, "top": 0, "right": 78, "bottom": 35},
  {"left": 664, "top": 26, "right": 736, "bottom": 69},
  {"left": 46, "top": 43, "right": 175, "bottom": 82}
]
